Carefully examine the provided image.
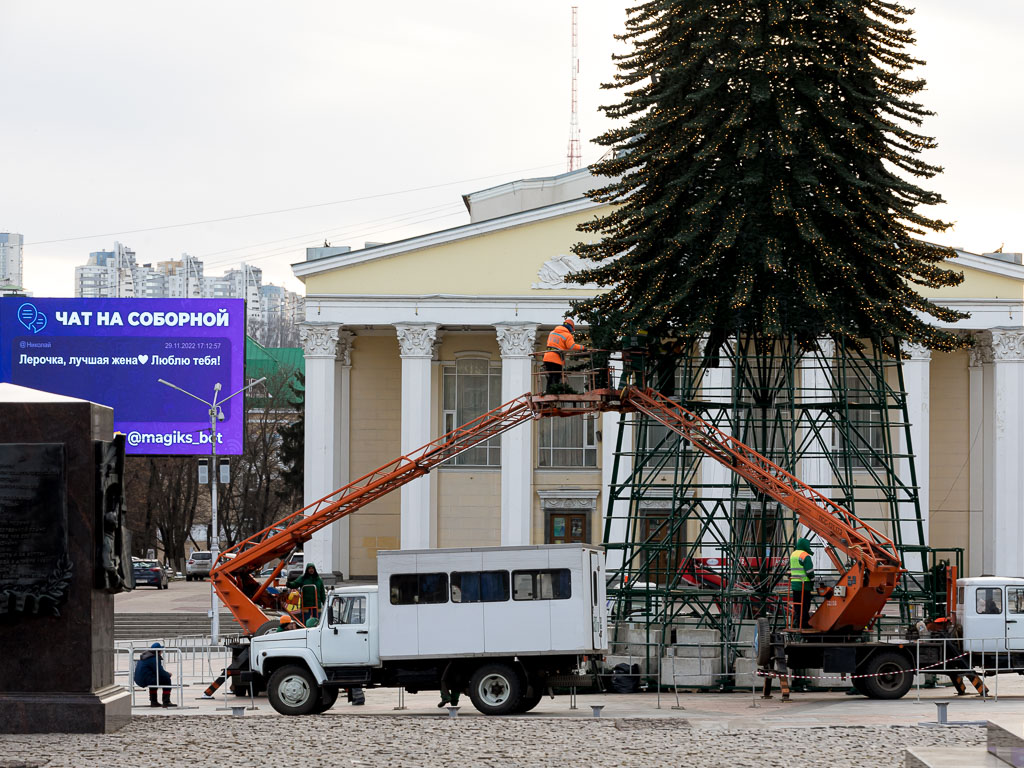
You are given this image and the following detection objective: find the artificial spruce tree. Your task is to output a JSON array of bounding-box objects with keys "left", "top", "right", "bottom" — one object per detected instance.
[{"left": 572, "top": 0, "right": 968, "bottom": 355}]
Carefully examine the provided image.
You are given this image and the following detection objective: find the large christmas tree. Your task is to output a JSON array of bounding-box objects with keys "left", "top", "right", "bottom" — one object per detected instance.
[{"left": 572, "top": 0, "right": 967, "bottom": 354}]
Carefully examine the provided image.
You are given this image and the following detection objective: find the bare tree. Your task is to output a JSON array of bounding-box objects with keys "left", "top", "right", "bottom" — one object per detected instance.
[{"left": 124, "top": 456, "right": 200, "bottom": 572}]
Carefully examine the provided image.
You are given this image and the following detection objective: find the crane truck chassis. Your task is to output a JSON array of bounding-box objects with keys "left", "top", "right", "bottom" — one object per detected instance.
[{"left": 209, "top": 353, "right": 1010, "bottom": 706}]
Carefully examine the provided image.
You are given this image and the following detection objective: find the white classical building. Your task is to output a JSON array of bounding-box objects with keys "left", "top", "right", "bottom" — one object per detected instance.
[{"left": 293, "top": 167, "right": 1024, "bottom": 582}]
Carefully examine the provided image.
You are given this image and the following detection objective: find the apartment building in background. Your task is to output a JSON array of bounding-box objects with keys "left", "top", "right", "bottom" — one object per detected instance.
[
  {"left": 0, "top": 233, "right": 24, "bottom": 289},
  {"left": 73, "top": 243, "right": 302, "bottom": 344}
]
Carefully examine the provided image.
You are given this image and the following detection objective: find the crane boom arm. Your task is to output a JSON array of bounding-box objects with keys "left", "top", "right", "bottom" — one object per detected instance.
[
  {"left": 618, "top": 387, "right": 902, "bottom": 632},
  {"left": 212, "top": 381, "right": 902, "bottom": 636},
  {"left": 211, "top": 393, "right": 540, "bottom": 634}
]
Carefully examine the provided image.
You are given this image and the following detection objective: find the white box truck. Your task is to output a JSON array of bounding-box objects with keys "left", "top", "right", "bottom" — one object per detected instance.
[{"left": 251, "top": 544, "right": 608, "bottom": 715}]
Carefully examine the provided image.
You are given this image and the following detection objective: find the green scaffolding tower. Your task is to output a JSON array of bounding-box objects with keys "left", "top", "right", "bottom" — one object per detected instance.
[{"left": 602, "top": 334, "right": 961, "bottom": 685}]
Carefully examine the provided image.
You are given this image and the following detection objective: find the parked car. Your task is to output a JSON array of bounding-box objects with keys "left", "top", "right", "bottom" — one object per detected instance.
[
  {"left": 186, "top": 551, "right": 214, "bottom": 581},
  {"left": 133, "top": 559, "right": 169, "bottom": 590},
  {"left": 284, "top": 552, "right": 304, "bottom": 583}
]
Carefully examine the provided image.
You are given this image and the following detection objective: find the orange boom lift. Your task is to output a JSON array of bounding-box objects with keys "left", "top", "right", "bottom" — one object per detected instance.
[{"left": 212, "top": 371, "right": 900, "bottom": 638}]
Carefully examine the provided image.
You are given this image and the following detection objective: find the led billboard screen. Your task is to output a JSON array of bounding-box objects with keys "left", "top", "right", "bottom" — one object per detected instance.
[{"left": 0, "top": 298, "right": 246, "bottom": 455}]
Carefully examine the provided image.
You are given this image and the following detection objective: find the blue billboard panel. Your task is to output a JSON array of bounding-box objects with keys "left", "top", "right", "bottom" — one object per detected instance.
[{"left": 0, "top": 298, "right": 246, "bottom": 455}]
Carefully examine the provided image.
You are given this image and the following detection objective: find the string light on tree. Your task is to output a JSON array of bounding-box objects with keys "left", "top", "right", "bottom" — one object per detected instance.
[{"left": 569, "top": 0, "right": 967, "bottom": 356}]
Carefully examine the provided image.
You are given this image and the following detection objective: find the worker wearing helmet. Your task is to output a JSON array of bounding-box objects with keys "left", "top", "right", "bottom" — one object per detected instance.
[
  {"left": 542, "top": 318, "right": 585, "bottom": 393},
  {"left": 790, "top": 537, "right": 816, "bottom": 629},
  {"left": 277, "top": 614, "right": 295, "bottom": 632}
]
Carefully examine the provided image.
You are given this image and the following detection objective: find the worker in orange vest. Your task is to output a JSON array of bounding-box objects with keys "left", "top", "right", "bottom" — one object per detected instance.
[{"left": 543, "top": 318, "right": 585, "bottom": 392}]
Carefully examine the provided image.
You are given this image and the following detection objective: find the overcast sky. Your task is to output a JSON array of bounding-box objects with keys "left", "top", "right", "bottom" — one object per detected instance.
[{"left": 1, "top": 1, "right": 1021, "bottom": 298}]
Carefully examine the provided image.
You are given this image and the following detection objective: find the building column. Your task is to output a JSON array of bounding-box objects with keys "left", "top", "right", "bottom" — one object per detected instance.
[
  {"left": 701, "top": 339, "right": 732, "bottom": 558},
  {"left": 496, "top": 324, "right": 537, "bottom": 546},
  {"left": 601, "top": 356, "right": 632, "bottom": 573},
  {"left": 968, "top": 342, "right": 985, "bottom": 576},
  {"left": 395, "top": 323, "right": 439, "bottom": 549},
  {"left": 300, "top": 323, "right": 352, "bottom": 580},
  {"left": 977, "top": 329, "right": 1024, "bottom": 577},
  {"left": 898, "top": 342, "right": 931, "bottom": 575}
]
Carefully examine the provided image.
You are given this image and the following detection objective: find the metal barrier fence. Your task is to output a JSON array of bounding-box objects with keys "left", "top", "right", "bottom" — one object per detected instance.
[
  {"left": 116, "top": 636, "right": 234, "bottom": 709},
  {"left": 755, "top": 634, "right": 1024, "bottom": 702}
]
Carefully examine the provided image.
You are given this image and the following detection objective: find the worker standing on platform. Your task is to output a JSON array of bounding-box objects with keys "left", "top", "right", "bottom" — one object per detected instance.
[
  {"left": 287, "top": 563, "right": 326, "bottom": 623},
  {"left": 790, "top": 537, "right": 815, "bottom": 629},
  {"left": 543, "top": 318, "right": 585, "bottom": 392}
]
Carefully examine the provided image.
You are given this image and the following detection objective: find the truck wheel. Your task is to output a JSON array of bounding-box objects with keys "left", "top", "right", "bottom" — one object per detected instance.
[
  {"left": 514, "top": 689, "right": 544, "bottom": 713},
  {"left": 859, "top": 651, "right": 913, "bottom": 700},
  {"left": 313, "top": 687, "right": 339, "bottom": 714},
  {"left": 268, "top": 665, "right": 321, "bottom": 716},
  {"left": 468, "top": 663, "right": 523, "bottom": 716},
  {"left": 754, "top": 618, "right": 772, "bottom": 667}
]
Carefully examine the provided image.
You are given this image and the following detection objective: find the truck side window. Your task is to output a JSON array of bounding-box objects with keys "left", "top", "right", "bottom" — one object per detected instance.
[
  {"left": 390, "top": 573, "right": 449, "bottom": 605},
  {"left": 329, "top": 596, "right": 366, "bottom": 625},
  {"left": 977, "top": 587, "right": 1003, "bottom": 615},
  {"left": 1009, "top": 588, "right": 1024, "bottom": 614},
  {"left": 512, "top": 569, "right": 571, "bottom": 601},
  {"left": 451, "top": 571, "right": 510, "bottom": 603}
]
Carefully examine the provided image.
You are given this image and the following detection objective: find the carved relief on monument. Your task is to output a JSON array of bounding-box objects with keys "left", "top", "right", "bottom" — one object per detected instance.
[{"left": 0, "top": 443, "right": 72, "bottom": 616}]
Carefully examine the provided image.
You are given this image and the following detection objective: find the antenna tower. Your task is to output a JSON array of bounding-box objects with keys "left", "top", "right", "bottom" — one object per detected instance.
[{"left": 566, "top": 6, "right": 582, "bottom": 172}]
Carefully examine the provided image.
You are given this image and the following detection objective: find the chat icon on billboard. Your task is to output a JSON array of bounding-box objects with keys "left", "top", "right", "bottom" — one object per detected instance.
[{"left": 17, "top": 303, "right": 47, "bottom": 334}]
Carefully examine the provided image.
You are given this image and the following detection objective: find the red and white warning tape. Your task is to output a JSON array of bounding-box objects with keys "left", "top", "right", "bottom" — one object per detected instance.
[{"left": 755, "top": 651, "right": 971, "bottom": 680}]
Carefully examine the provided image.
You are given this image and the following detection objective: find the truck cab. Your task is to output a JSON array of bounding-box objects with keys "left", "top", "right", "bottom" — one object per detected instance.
[
  {"left": 956, "top": 576, "right": 1024, "bottom": 652},
  {"left": 320, "top": 586, "right": 379, "bottom": 667}
]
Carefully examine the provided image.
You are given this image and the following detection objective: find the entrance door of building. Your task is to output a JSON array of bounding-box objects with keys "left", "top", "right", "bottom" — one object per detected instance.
[{"left": 548, "top": 513, "right": 587, "bottom": 544}]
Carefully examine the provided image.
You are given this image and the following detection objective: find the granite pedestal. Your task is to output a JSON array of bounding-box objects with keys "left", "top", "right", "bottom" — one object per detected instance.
[{"left": 0, "top": 384, "right": 131, "bottom": 733}]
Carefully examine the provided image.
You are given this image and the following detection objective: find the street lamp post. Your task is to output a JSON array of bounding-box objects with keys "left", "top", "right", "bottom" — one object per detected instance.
[{"left": 159, "top": 376, "right": 266, "bottom": 643}]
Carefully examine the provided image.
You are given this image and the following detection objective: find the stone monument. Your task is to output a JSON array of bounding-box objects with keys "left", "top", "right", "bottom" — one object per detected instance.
[{"left": 0, "top": 383, "right": 132, "bottom": 733}]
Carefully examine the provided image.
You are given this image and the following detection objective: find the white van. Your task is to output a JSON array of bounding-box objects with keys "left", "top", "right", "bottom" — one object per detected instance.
[{"left": 251, "top": 544, "right": 608, "bottom": 715}]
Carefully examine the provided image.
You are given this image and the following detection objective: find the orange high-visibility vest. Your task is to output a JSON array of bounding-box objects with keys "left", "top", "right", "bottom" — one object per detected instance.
[{"left": 543, "top": 325, "right": 584, "bottom": 365}]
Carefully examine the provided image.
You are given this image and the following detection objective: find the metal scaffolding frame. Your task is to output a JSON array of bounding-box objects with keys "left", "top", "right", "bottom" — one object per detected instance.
[{"left": 602, "top": 334, "right": 962, "bottom": 684}]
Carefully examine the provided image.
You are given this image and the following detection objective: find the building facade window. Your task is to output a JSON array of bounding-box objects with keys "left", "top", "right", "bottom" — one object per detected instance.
[
  {"left": 537, "top": 374, "right": 597, "bottom": 467},
  {"left": 442, "top": 357, "right": 501, "bottom": 466},
  {"left": 832, "top": 358, "right": 884, "bottom": 470}
]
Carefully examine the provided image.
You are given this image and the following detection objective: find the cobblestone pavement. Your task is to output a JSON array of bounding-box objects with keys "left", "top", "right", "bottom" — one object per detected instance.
[{"left": 0, "top": 717, "right": 984, "bottom": 768}]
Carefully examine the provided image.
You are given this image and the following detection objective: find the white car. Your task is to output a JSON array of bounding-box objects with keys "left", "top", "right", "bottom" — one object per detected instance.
[{"left": 186, "top": 551, "right": 213, "bottom": 581}]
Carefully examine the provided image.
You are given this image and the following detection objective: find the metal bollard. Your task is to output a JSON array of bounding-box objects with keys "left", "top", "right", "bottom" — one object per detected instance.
[
  {"left": 590, "top": 704, "right": 605, "bottom": 718},
  {"left": 446, "top": 706, "right": 460, "bottom": 719},
  {"left": 231, "top": 706, "right": 246, "bottom": 717},
  {"left": 934, "top": 701, "right": 948, "bottom": 725}
]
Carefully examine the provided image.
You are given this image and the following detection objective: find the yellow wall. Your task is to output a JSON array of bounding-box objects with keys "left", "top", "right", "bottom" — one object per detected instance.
[
  {"left": 437, "top": 471, "right": 502, "bottom": 547},
  {"left": 928, "top": 263, "right": 1024, "bottom": 301},
  {"left": 304, "top": 205, "right": 613, "bottom": 297},
  {"left": 348, "top": 335, "right": 402, "bottom": 577},
  {"left": 928, "top": 349, "right": 970, "bottom": 573}
]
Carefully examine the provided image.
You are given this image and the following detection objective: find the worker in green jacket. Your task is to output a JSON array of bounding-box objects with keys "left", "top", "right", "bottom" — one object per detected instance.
[
  {"left": 790, "top": 537, "right": 815, "bottom": 629},
  {"left": 287, "top": 563, "right": 326, "bottom": 623}
]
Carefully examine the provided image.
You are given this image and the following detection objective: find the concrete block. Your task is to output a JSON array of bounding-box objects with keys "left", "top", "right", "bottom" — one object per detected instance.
[
  {"left": 660, "top": 656, "right": 722, "bottom": 688},
  {"left": 733, "top": 657, "right": 759, "bottom": 689},
  {"left": 672, "top": 628, "right": 719, "bottom": 644},
  {"left": 603, "top": 654, "right": 652, "bottom": 676},
  {"left": 671, "top": 643, "right": 721, "bottom": 659}
]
